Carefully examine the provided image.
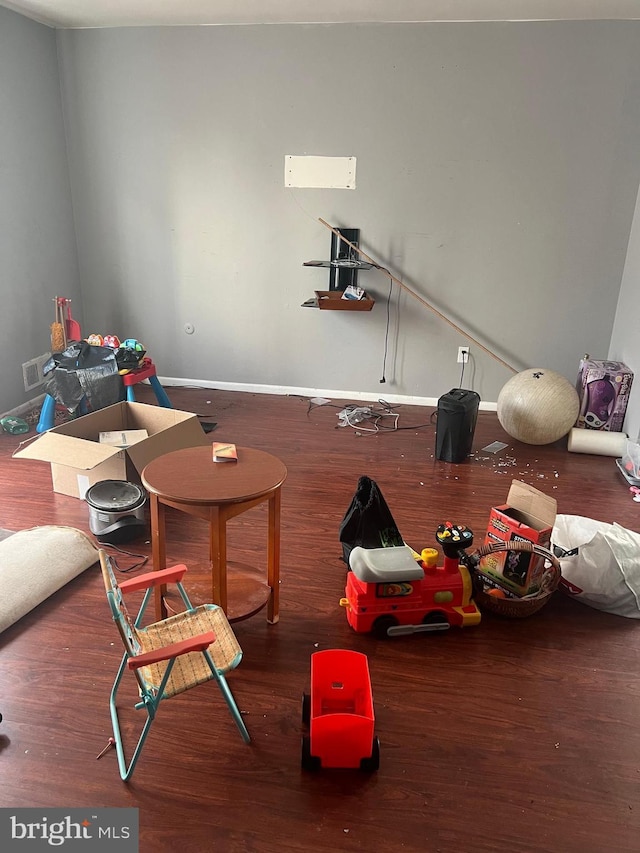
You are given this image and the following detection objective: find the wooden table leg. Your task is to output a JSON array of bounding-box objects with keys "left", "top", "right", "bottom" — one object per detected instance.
[
  {"left": 150, "top": 494, "right": 168, "bottom": 619},
  {"left": 209, "top": 504, "right": 228, "bottom": 613},
  {"left": 267, "top": 487, "right": 281, "bottom": 624}
]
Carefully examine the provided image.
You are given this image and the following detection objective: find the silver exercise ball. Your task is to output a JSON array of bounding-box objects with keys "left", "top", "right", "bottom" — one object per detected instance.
[{"left": 497, "top": 368, "right": 580, "bottom": 445}]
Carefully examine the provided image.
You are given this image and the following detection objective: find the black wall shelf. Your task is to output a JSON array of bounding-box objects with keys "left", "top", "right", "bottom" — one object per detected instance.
[{"left": 302, "top": 226, "right": 375, "bottom": 310}]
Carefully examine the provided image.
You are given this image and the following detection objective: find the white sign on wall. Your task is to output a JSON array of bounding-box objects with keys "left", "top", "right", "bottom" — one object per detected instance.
[{"left": 284, "top": 155, "right": 356, "bottom": 189}]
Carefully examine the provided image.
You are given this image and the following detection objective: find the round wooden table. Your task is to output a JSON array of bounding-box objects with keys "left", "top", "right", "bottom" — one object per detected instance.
[{"left": 142, "top": 446, "right": 287, "bottom": 623}]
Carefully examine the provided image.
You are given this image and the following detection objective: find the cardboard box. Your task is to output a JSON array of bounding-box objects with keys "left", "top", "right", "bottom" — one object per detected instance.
[
  {"left": 479, "top": 480, "right": 557, "bottom": 596},
  {"left": 15, "top": 402, "right": 208, "bottom": 499},
  {"left": 575, "top": 358, "right": 633, "bottom": 432}
]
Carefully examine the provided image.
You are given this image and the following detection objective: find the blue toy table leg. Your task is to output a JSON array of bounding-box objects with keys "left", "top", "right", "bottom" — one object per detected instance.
[
  {"left": 149, "top": 375, "right": 172, "bottom": 408},
  {"left": 36, "top": 394, "right": 56, "bottom": 433},
  {"left": 125, "top": 376, "right": 172, "bottom": 407},
  {"left": 125, "top": 376, "right": 173, "bottom": 408}
]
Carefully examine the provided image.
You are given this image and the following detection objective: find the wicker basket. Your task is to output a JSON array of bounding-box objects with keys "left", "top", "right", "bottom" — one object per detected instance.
[{"left": 471, "top": 540, "right": 562, "bottom": 618}]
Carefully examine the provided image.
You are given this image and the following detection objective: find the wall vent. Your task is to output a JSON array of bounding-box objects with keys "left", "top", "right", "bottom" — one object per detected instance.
[{"left": 22, "top": 353, "right": 51, "bottom": 392}]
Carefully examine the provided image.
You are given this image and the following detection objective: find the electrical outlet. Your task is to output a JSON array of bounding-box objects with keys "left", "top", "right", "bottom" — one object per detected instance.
[{"left": 457, "top": 346, "right": 470, "bottom": 364}]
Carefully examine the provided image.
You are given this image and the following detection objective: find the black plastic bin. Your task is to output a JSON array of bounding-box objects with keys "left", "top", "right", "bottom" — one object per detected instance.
[{"left": 435, "top": 389, "right": 481, "bottom": 463}]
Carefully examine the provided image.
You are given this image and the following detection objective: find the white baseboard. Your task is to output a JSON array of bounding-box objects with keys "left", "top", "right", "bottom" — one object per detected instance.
[
  {"left": 158, "top": 376, "right": 499, "bottom": 412},
  {"left": 3, "top": 381, "right": 498, "bottom": 423}
]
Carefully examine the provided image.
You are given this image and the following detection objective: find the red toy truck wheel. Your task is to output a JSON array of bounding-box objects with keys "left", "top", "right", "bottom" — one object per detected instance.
[
  {"left": 372, "top": 615, "right": 397, "bottom": 639},
  {"left": 301, "top": 734, "right": 321, "bottom": 771},
  {"left": 301, "top": 692, "right": 311, "bottom": 726},
  {"left": 359, "top": 736, "right": 380, "bottom": 772}
]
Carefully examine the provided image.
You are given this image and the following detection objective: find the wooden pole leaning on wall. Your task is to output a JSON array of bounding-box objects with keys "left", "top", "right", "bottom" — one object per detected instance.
[{"left": 318, "top": 218, "right": 519, "bottom": 376}]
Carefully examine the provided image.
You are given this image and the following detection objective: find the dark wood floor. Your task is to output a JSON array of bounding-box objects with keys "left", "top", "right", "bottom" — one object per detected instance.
[{"left": 1, "top": 385, "right": 639, "bottom": 852}]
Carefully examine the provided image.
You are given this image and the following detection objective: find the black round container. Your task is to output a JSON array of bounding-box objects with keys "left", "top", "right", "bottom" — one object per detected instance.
[{"left": 85, "top": 480, "right": 147, "bottom": 543}]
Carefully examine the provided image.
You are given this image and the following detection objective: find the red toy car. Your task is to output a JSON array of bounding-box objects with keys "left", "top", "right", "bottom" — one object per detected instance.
[
  {"left": 301, "top": 649, "right": 379, "bottom": 771},
  {"left": 340, "top": 524, "right": 482, "bottom": 638}
]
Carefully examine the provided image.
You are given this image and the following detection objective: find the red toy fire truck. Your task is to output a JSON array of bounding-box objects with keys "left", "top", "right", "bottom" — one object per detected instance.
[{"left": 340, "top": 523, "right": 481, "bottom": 637}]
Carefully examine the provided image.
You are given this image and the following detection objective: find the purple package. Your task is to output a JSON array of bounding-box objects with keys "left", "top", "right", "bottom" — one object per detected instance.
[{"left": 576, "top": 358, "right": 634, "bottom": 432}]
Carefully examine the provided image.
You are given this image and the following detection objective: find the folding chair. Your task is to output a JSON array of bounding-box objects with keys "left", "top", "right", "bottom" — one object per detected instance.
[{"left": 99, "top": 549, "right": 250, "bottom": 781}]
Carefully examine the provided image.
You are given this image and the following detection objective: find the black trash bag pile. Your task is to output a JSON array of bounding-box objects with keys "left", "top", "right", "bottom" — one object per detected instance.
[
  {"left": 114, "top": 345, "right": 146, "bottom": 371},
  {"left": 43, "top": 341, "right": 124, "bottom": 413},
  {"left": 338, "top": 475, "right": 404, "bottom": 564}
]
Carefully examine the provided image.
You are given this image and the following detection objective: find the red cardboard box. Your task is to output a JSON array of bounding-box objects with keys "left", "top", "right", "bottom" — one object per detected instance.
[
  {"left": 575, "top": 358, "right": 633, "bottom": 432},
  {"left": 479, "top": 480, "right": 557, "bottom": 597}
]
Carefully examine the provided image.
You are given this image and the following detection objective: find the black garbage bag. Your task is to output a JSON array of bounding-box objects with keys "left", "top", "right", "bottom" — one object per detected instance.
[
  {"left": 43, "top": 341, "right": 124, "bottom": 413},
  {"left": 338, "top": 475, "right": 404, "bottom": 564},
  {"left": 115, "top": 346, "right": 146, "bottom": 371}
]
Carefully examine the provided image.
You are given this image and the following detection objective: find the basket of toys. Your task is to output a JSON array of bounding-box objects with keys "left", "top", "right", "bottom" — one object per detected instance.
[{"left": 470, "top": 540, "right": 562, "bottom": 618}]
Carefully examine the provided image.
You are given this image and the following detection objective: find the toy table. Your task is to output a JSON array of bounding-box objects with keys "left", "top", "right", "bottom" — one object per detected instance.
[
  {"left": 141, "top": 446, "right": 287, "bottom": 623},
  {"left": 37, "top": 357, "right": 171, "bottom": 432}
]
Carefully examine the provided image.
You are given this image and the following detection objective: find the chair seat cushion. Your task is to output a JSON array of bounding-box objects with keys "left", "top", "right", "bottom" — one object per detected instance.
[{"left": 138, "top": 604, "right": 242, "bottom": 697}]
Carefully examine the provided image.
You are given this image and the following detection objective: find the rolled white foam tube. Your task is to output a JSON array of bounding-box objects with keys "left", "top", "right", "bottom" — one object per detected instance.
[{"left": 567, "top": 428, "right": 627, "bottom": 457}]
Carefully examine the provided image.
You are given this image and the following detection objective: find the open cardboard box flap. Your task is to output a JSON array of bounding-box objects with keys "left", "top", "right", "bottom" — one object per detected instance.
[
  {"left": 505, "top": 479, "right": 557, "bottom": 529},
  {"left": 15, "top": 431, "right": 123, "bottom": 469}
]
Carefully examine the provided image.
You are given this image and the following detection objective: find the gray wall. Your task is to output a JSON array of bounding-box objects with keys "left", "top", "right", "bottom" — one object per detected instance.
[
  {"left": 55, "top": 21, "right": 640, "bottom": 406},
  {"left": 2, "top": 16, "right": 640, "bottom": 420},
  {"left": 0, "top": 6, "right": 81, "bottom": 415},
  {"left": 611, "top": 184, "right": 640, "bottom": 441}
]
